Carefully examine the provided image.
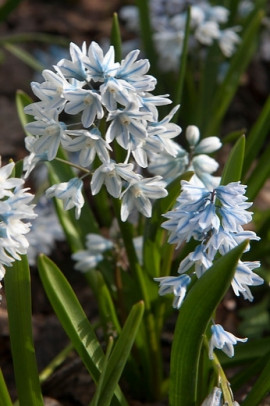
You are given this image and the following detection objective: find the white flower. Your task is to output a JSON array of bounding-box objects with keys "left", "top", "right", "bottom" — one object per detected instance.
[
  {"left": 64, "top": 88, "right": 104, "bottom": 128},
  {"left": 91, "top": 161, "right": 138, "bottom": 198},
  {"left": 57, "top": 42, "right": 88, "bottom": 81},
  {"left": 209, "top": 324, "right": 247, "bottom": 359},
  {"left": 0, "top": 162, "right": 22, "bottom": 198},
  {"left": 121, "top": 176, "right": 168, "bottom": 221},
  {"left": 194, "top": 21, "right": 220, "bottom": 46},
  {"left": 0, "top": 161, "right": 37, "bottom": 287},
  {"left": 106, "top": 103, "right": 152, "bottom": 151},
  {"left": 154, "top": 274, "right": 191, "bottom": 309},
  {"left": 62, "top": 128, "right": 111, "bottom": 167},
  {"left": 84, "top": 41, "right": 119, "bottom": 82},
  {"left": 201, "top": 386, "right": 222, "bottom": 406},
  {"left": 46, "top": 178, "right": 84, "bottom": 219},
  {"left": 27, "top": 197, "right": 64, "bottom": 266},
  {"left": 232, "top": 261, "right": 263, "bottom": 301},
  {"left": 218, "top": 28, "right": 241, "bottom": 57},
  {"left": 72, "top": 233, "right": 113, "bottom": 272},
  {"left": 185, "top": 125, "right": 200, "bottom": 146}
]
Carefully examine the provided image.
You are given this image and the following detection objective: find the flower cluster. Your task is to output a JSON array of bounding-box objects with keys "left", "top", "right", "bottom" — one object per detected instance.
[
  {"left": 120, "top": 0, "right": 241, "bottom": 72},
  {"left": 155, "top": 176, "right": 263, "bottom": 359},
  {"left": 23, "top": 41, "right": 183, "bottom": 222},
  {"left": 0, "top": 161, "right": 36, "bottom": 293},
  {"left": 149, "top": 124, "right": 222, "bottom": 189}
]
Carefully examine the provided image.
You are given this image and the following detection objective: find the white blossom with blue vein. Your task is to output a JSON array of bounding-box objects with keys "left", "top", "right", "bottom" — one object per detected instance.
[
  {"left": 24, "top": 41, "right": 180, "bottom": 222},
  {"left": 0, "top": 161, "right": 37, "bottom": 295},
  {"left": 209, "top": 324, "right": 247, "bottom": 359},
  {"left": 160, "top": 177, "right": 263, "bottom": 302}
]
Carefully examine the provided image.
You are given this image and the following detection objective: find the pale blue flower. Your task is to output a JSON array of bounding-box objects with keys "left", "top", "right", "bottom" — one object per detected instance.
[
  {"left": 57, "top": 42, "right": 88, "bottom": 81},
  {"left": 154, "top": 274, "right": 191, "bottom": 309},
  {"left": 148, "top": 147, "right": 188, "bottom": 180},
  {"left": 0, "top": 162, "right": 37, "bottom": 286},
  {"left": 193, "top": 136, "right": 222, "bottom": 155},
  {"left": 149, "top": 124, "right": 221, "bottom": 188},
  {"left": 46, "top": 177, "right": 84, "bottom": 219},
  {"left": 100, "top": 76, "right": 132, "bottom": 110},
  {"left": 201, "top": 387, "right": 222, "bottom": 406},
  {"left": 120, "top": 176, "right": 168, "bottom": 221},
  {"left": 178, "top": 244, "right": 213, "bottom": 278},
  {"left": 232, "top": 261, "right": 263, "bottom": 301},
  {"left": 0, "top": 162, "right": 22, "bottom": 198},
  {"left": 116, "top": 49, "right": 156, "bottom": 92},
  {"left": 147, "top": 105, "right": 182, "bottom": 156},
  {"left": 91, "top": 161, "right": 138, "bottom": 198},
  {"left": 218, "top": 28, "right": 241, "bottom": 57},
  {"left": 72, "top": 233, "right": 113, "bottom": 272},
  {"left": 185, "top": 125, "right": 200, "bottom": 146},
  {"left": 27, "top": 197, "right": 64, "bottom": 266},
  {"left": 209, "top": 324, "right": 247, "bottom": 359},
  {"left": 84, "top": 41, "right": 119, "bottom": 82},
  {"left": 29, "top": 67, "right": 71, "bottom": 111},
  {"left": 162, "top": 178, "right": 263, "bottom": 300},
  {"left": 106, "top": 103, "right": 152, "bottom": 151},
  {"left": 64, "top": 88, "right": 104, "bottom": 128},
  {"left": 62, "top": 128, "right": 111, "bottom": 167},
  {"left": 25, "top": 106, "right": 66, "bottom": 161}
]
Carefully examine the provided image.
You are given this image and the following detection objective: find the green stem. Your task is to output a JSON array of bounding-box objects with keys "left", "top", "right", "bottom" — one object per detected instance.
[
  {"left": 203, "top": 335, "right": 234, "bottom": 405},
  {"left": 54, "top": 157, "right": 91, "bottom": 175},
  {"left": 111, "top": 198, "right": 163, "bottom": 400},
  {"left": 39, "top": 342, "right": 74, "bottom": 383}
]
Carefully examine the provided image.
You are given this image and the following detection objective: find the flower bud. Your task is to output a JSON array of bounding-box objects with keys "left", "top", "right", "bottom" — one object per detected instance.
[{"left": 185, "top": 125, "right": 200, "bottom": 146}]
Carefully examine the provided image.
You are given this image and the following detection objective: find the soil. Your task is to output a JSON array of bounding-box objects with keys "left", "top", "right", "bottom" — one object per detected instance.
[{"left": 0, "top": 1, "right": 270, "bottom": 405}]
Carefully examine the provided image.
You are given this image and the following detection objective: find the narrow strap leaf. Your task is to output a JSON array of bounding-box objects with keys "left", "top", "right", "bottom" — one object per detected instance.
[
  {"left": 37, "top": 254, "right": 128, "bottom": 406},
  {"left": 169, "top": 240, "right": 248, "bottom": 406},
  {"left": 246, "top": 142, "right": 270, "bottom": 201},
  {"left": 111, "top": 12, "right": 122, "bottom": 63},
  {"left": 4, "top": 43, "right": 44, "bottom": 71},
  {"left": 4, "top": 256, "right": 44, "bottom": 406},
  {"left": 241, "top": 351, "right": 270, "bottom": 406},
  {"left": 0, "top": 369, "right": 13, "bottom": 406},
  {"left": 220, "top": 135, "right": 245, "bottom": 185},
  {"left": 172, "top": 6, "right": 191, "bottom": 122},
  {"left": 91, "top": 301, "right": 145, "bottom": 406},
  {"left": 243, "top": 94, "right": 270, "bottom": 177}
]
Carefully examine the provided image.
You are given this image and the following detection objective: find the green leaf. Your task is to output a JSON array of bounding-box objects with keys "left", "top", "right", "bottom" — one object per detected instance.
[
  {"left": 169, "top": 240, "right": 248, "bottom": 406},
  {"left": 84, "top": 270, "right": 122, "bottom": 336},
  {"left": 91, "top": 301, "right": 145, "bottom": 406},
  {"left": 37, "top": 254, "right": 128, "bottom": 406},
  {"left": 220, "top": 135, "right": 245, "bottom": 185},
  {"left": 135, "top": 0, "right": 158, "bottom": 76},
  {"left": 0, "top": 369, "right": 13, "bottom": 406},
  {"left": 204, "top": 10, "right": 263, "bottom": 136},
  {"left": 4, "top": 256, "right": 44, "bottom": 406},
  {"left": 241, "top": 351, "right": 270, "bottom": 406},
  {"left": 15, "top": 90, "right": 33, "bottom": 136},
  {"left": 243, "top": 94, "right": 270, "bottom": 177},
  {"left": 172, "top": 6, "right": 191, "bottom": 121},
  {"left": 245, "top": 143, "right": 270, "bottom": 201},
  {"left": 111, "top": 13, "right": 122, "bottom": 62},
  {"left": 4, "top": 43, "right": 44, "bottom": 71}
]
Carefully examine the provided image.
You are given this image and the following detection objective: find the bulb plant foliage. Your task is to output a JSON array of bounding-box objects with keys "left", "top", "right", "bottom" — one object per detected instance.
[{"left": 1, "top": 2, "right": 270, "bottom": 406}]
